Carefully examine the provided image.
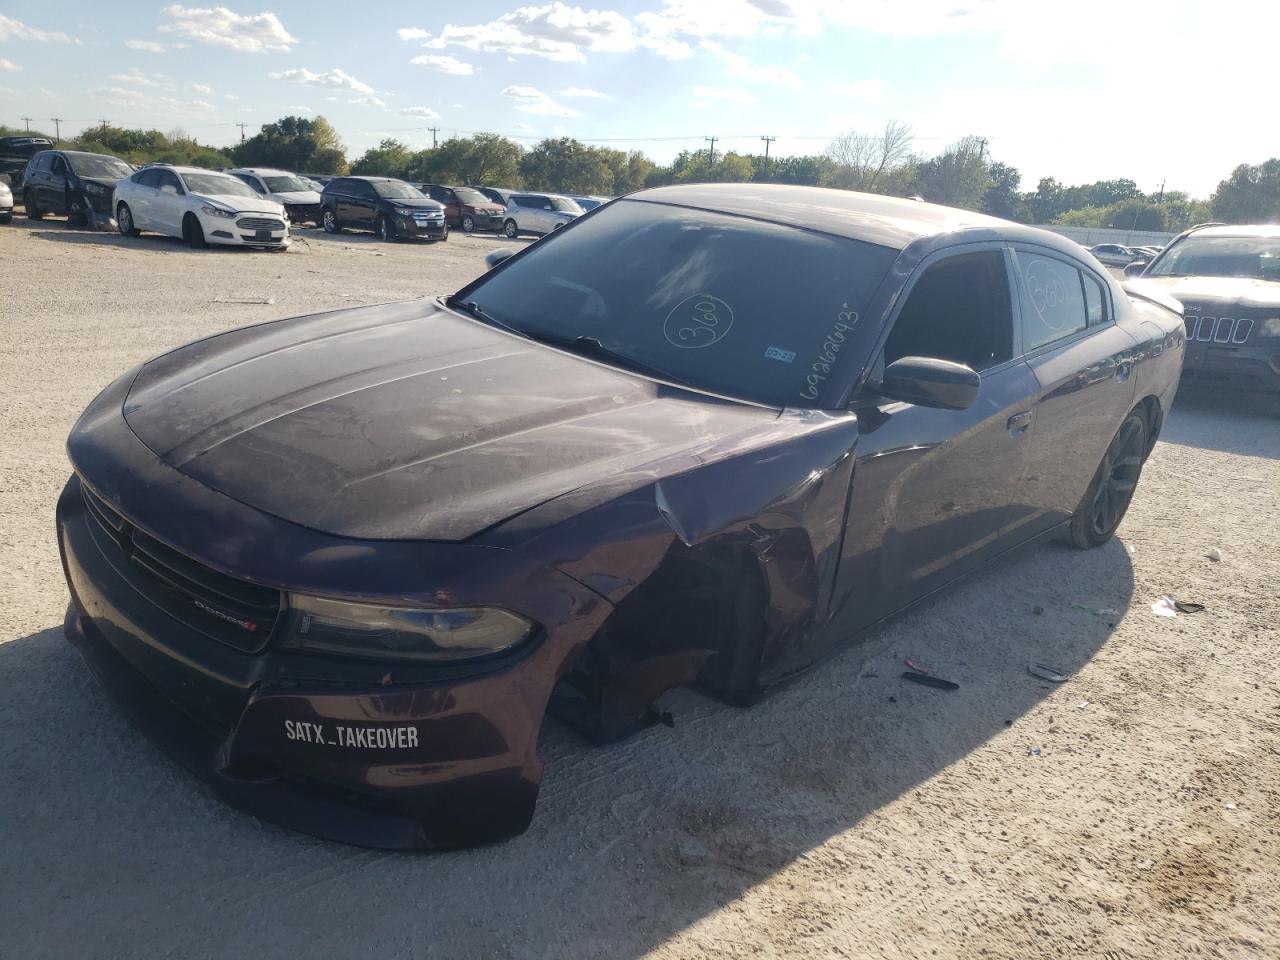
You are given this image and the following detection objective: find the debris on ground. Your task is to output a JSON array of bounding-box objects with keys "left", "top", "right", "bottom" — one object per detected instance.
[
  {"left": 1207, "top": 547, "right": 1223, "bottom": 562},
  {"left": 1028, "top": 663, "right": 1069, "bottom": 683},
  {"left": 1032, "top": 605, "right": 1045, "bottom": 615},
  {"left": 1073, "top": 603, "right": 1121, "bottom": 616},
  {"left": 1028, "top": 746, "right": 1042, "bottom": 757},
  {"left": 901, "top": 671, "right": 959, "bottom": 691},
  {"left": 904, "top": 656, "right": 930, "bottom": 674},
  {"left": 1174, "top": 601, "right": 1206, "bottom": 614},
  {"left": 210, "top": 296, "right": 276, "bottom": 305},
  {"left": 1077, "top": 699, "right": 1091, "bottom": 709},
  {"left": 1137, "top": 859, "right": 1155, "bottom": 871},
  {"left": 1151, "top": 596, "right": 1178, "bottom": 618}
]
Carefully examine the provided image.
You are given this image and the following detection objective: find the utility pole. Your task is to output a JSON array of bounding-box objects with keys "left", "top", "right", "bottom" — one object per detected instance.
[
  {"left": 98, "top": 119, "right": 110, "bottom": 137},
  {"left": 977, "top": 137, "right": 988, "bottom": 161},
  {"left": 1157, "top": 180, "right": 1166, "bottom": 203},
  {"left": 21, "top": 117, "right": 33, "bottom": 133},
  {"left": 428, "top": 126, "right": 439, "bottom": 149},
  {"left": 760, "top": 135, "right": 775, "bottom": 162},
  {"left": 235, "top": 121, "right": 249, "bottom": 143},
  {"left": 50, "top": 118, "right": 63, "bottom": 145},
  {"left": 705, "top": 135, "right": 717, "bottom": 166}
]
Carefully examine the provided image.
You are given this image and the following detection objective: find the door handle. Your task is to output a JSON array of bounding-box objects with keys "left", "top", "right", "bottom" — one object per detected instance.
[{"left": 1007, "top": 410, "right": 1033, "bottom": 435}]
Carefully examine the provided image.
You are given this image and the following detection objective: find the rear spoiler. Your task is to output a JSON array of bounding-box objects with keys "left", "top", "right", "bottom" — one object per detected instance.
[{"left": 1122, "top": 279, "right": 1183, "bottom": 316}]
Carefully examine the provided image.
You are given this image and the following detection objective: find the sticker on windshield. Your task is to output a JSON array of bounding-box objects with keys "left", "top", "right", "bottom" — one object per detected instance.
[
  {"left": 799, "top": 306, "right": 859, "bottom": 401},
  {"left": 663, "top": 294, "right": 734, "bottom": 349},
  {"left": 764, "top": 346, "right": 796, "bottom": 363}
]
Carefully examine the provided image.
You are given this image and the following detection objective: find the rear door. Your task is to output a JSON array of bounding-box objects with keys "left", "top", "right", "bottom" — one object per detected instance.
[
  {"left": 127, "top": 169, "right": 161, "bottom": 228},
  {"left": 152, "top": 169, "right": 186, "bottom": 236},
  {"left": 826, "top": 245, "right": 1041, "bottom": 643},
  {"left": 1009, "top": 245, "right": 1138, "bottom": 538}
]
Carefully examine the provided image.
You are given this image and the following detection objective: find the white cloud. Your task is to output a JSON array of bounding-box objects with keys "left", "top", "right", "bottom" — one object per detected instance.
[
  {"left": 558, "top": 86, "right": 609, "bottom": 98},
  {"left": 514, "top": 121, "right": 534, "bottom": 133},
  {"left": 125, "top": 39, "right": 168, "bottom": 52},
  {"left": 349, "top": 95, "right": 387, "bottom": 108},
  {"left": 397, "top": 27, "right": 431, "bottom": 41},
  {"left": 158, "top": 5, "right": 296, "bottom": 54},
  {"left": 831, "top": 78, "right": 886, "bottom": 99},
  {"left": 410, "top": 3, "right": 637, "bottom": 63},
  {"left": 191, "top": 82, "right": 214, "bottom": 95},
  {"left": 90, "top": 86, "right": 188, "bottom": 112},
  {"left": 501, "top": 85, "right": 581, "bottom": 117},
  {"left": 700, "top": 39, "right": 802, "bottom": 90},
  {"left": 108, "top": 68, "right": 168, "bottom": 89},
  {"left": 286, "top": 103, "right": 314, "bottom": 113},
  {"left": 691, "top": 84, "right": 756, "bottom": 104},
  {"left": 0, "top": 58, "right": 22, "bottom": 72},
  {"left": 224, "top": 92, "right": 239, "bottom": 100},
  {"left": 269, "top": 67, "right": 374, "bottom": 94},
  {"left": 409, "top": 54, "right": 476, "bottom": 75},
  {"left": 0, "top": 14, "right": 80, "bottom": 44},
  {"left": 400, "top": 106, "right": 441, "bottom": 118},
  {"left": 189, "top": 98, "right": 216, "bottom": 110}
]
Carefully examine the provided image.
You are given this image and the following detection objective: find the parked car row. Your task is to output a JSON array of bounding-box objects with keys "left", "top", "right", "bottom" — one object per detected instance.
[
  {"left": 3, "top": 146, "right": 606, "bottom": 249},
  {"left": 1086, "top": 242, "right": 1165, "bottom": 267}
]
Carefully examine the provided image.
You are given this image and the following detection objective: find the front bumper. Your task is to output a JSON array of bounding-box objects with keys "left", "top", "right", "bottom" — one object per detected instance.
[
  {"left": 55, "top": 392, "right": 609, "bottom": 848},
  {"left": 284, "top": 202, "right": 321, "bottom": 224},
  {"left": 204, "top": 213, "right": 290, "bottom": 248},
  {"left": 1181, "top": 337, "right": 1280, "bottom": 393},
  {"left": 395, "top": 215, "right": 448, "bottom": 239},
  {"left": 465, "top": 212, "right": 504, "bottom": 230}
]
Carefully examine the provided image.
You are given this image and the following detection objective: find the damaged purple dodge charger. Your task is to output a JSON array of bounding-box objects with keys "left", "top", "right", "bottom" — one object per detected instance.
[{"left": 57, "top": 184, "right": 1185, "bottom": 849}]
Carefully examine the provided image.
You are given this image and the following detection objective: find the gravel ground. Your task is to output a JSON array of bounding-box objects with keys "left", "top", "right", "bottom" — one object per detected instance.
[{"left": 1, "top": 217, "right": 1277, "bottom": 960}]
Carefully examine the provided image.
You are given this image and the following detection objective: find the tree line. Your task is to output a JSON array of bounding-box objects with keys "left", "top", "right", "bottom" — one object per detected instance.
[{"left": 5, "top": 116, "right": 1280, "bottom": 227}]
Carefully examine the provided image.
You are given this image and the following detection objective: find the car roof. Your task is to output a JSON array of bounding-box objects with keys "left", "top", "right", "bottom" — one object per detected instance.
[
  {"left": 228, "top": 167, "right": 295, "bottom": 176},
  {"left": 1187, "top": 223, "right": 1280, "bottom": 239},
  {"left": 632, "top": 183, "right": 1021, "bottom": 250},
  {"left": 343, "top": 175, "right": 403, "bottom": 182}
]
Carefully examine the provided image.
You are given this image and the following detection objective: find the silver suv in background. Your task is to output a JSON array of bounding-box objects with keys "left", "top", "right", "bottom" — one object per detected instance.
[{"left": 502, "top": 193, "right": 583, "bottom": 239}]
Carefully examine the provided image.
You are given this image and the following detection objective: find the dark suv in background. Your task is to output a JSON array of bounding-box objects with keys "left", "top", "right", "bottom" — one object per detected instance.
[
  {"left": 0, "top": 136, "right": 53, "bottom": 190},
  {"left": 23, "top": 149, "right": 134, "bottom": 229},
  {"left": 320, "top": 176, "right": 448, "bottom": 242},
  {"left": 419, "top": 184, "right": 506, "bottom": 233}
]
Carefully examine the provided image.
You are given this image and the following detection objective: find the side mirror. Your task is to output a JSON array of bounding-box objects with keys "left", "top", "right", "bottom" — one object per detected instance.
[
  {"left": 1123, "top": 260, "right": 1148, "bottom": 278},
  {"left": 485, "top": 247, "right": 516, "bottom": 269},
  {"left": 879, "top": 356, "right": 981, "bottom": 411}
]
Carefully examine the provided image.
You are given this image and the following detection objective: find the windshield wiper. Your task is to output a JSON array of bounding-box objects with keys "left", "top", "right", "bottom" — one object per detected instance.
[
  {"left": 533, "top": 333, "right": 692, "bottom": 387},
  {"left": 444, "top": 296, "right": 527, "bottom": 338}
]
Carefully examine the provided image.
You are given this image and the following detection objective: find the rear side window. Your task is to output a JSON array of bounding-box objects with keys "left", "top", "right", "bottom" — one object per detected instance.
[
  {"left": 136, "top": 169, "right": 161, "bottom": 188},
  {"left": 1083, "top": 273, "right": 1107, "bottom": 325},
  {"left": 512, "top": 194, "right": 535, "bottom": 207},
  {"left": 233, "top": 173, "right": 263, "bottom": 192},
  {"left": 1014, "top": 251, "right": 1089, "bottom": 351},
  {"left": 884, "top": 251, "right": 1014, "bottom": 372}
]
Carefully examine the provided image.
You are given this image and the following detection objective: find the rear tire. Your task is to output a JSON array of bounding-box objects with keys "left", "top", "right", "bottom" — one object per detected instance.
[
  {"left": 1066, "top": 410, "right": 1148, "bottom": 548},
  {"left": 117, "top": 202, "right": 139, "bottom": 237},
  {"left": 460, "top": 215, "right": 475, "bottom": 233},
  {"left": 503, "top": 219, "right": 518, "bottom": 239},
  {"left": 24, "top": 191, "right": 43, "bottom": 220},
  {"left": 377, "top": 215, "right": 396, "bottom": 242},
  {"left": 183, "top": 214, "right": 206, "bottom": 249}
]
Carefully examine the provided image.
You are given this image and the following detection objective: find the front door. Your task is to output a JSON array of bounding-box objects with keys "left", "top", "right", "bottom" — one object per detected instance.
[
  {"left": 45, "top": 154, "right": 70, "bottom": 214},
  {"left": 822, "top": 246, "right": 1042, "bottom": 649}
]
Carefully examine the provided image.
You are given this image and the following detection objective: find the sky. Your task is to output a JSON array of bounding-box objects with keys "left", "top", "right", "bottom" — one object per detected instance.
[{"left": 1, "top": 1, "right": 1275, "bottom": 198}]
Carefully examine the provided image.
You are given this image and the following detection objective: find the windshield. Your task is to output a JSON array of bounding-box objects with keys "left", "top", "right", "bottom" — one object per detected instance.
[
  {"left": 263, "top": 174, "right": 311, "bottom": 193},
  {"left": 1148, "top": 236, "right": 1280, "bottom": 281},
  {"left": 182, "top": 172, "right": 259, "bottom": 198},
  {"left": 373, "top": 181, "right": 425, "bottom": 200},
  {"left": 67, "top": 154, "right": 132, "bottom": 179},
  {"left": 549, "top": 196, "right": 583, "bottom": 213},
  {"left": 453, "top": 187, "right": 489, "bottom": 205},
  {"left": 456, "top": 199, "right": 896, "bottom": 408}
]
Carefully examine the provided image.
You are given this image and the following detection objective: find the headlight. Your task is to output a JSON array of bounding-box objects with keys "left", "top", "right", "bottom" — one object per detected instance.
[
  {"left": 1261, "top": 317, "right": 1280, "bottom": 337},
  {"left": 200, "top": 205, "right": 236, "bottom": 218},
  {"left": 282, "top": 594, "right": 535, "bottom": 664},
  {"left": 83, "top": 182, "right": 109, "bottom": 195},
  {"left": 393, "top": 206, "right": 417, "bottom": 216}
]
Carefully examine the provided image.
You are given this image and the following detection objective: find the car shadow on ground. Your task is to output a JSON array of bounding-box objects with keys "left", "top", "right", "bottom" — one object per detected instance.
[
  {"left": 1161, "top": 388, "right": 1280, "bottom": 459},
  {"left": 0, "top": 534, "right": 1134, "bottom": 958}
]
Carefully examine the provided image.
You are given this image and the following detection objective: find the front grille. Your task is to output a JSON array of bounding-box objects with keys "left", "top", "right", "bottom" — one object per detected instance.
[
  {"left": 1186, "top": 314, "right": 1253, "bottom": 345},
  {"left": 235, "top": 216, "right": 286, "bottom": 231},
  {"left": 81, "top": 484, "right": 282, "bottom": 653},
  {"left": 239, "top": 234, "right": 285, "bottom": 244},
  {"left": 84, "top": 191, "right": 113, "bottom": 215}
]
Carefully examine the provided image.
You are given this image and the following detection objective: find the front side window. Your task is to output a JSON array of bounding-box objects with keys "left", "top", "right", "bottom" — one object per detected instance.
[
  {"left": 1014, "top": 251, "right": 1088, "bottom": 352},
  {"left": 883, "top": 251, "right": 1013, "bottom": 372},
  {"left": 455, "top": 198, "right": 896, "bottom": 408},
  {"left": 157, "top": 170, "right": 184, "bottom": 193},
  {"left": 51, "top": 155, "right": 68, "bottom": 175},
  {"left": 34, "top": 153, "right": 53, "bottom": 173}
]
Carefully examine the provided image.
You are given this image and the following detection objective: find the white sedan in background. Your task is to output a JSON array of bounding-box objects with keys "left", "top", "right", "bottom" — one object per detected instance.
[
  {"left": 0, "top": 178, "right": 12, "bottom": 223},
  {"left": 226, "top": 167, "right": 323, "bottom": 225},
  {"left": 114, "top": 165, "right": 290, "bottom": 249}
]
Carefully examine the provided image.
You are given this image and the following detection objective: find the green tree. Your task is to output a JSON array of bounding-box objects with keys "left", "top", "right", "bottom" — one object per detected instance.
[
  {"left": 1210, "top": 158, "right": 1280, "bottom": 222},
  {"left": 981, "top": 161, "right": 1027, "bottom": 221},
  {"left": 231, "top": 116, "right": 348, "bottom": 174},
  {"left": 1104, "top": 199, "right": 1168, "bottom": 232},
  {"left": 912, "top": 136, "right": 991, "bottom": 209},
  {"left": 412, "top": 133, "right": 524, "bottom": 186},
  {"left": 350, "top": 139, "right": 413, "bottom": 177},
  {"left": 519, "top": 138, "right": 615, "bottom": 193},
  {"left": 670, "top": 149, "right": 754, "bottom": 183},
  {"left": 605, "top": 149, "right": 655, "bottom": 195},
  {"left": 753, "top": 153, "right": 829, "bottom": 186}
]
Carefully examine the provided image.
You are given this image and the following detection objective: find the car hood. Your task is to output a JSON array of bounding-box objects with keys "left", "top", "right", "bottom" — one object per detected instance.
[
  {"left": 80, "top": 176, "right": 122, "bottom": 189},
  {"left": 1139, "top": 274, "right": 1280, "bottom": 309},
  {"left": 195, "top": 193, "right": 285, "bottom": 216},
  {"left": 122, "top": 299, "right": 782, "bottom": 541},
  {"left": 382, "top": 197, "right": 444, "bottom": 211},
  {"left": 272, "top": 190, "right": 322, "bottom": 204}
]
